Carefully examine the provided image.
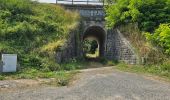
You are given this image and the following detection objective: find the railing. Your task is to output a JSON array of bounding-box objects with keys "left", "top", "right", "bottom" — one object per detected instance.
[{"left": 56, "top": 0, "right": 105, "bottom": 6}]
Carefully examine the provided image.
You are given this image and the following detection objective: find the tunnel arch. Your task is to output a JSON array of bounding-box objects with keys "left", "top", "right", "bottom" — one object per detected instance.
[{"left": 83, "top": 26, "right": 106, "bottom": 58}]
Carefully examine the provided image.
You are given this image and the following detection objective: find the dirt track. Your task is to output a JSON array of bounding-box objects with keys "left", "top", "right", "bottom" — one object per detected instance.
[{"left": 0, "top": 67, "right": 170, "bottom": 100}]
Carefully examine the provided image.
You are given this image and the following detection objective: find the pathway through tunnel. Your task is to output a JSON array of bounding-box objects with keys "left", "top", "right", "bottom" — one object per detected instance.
[{"left": 83, "top": 26, "right": 106, "bottom": 61}]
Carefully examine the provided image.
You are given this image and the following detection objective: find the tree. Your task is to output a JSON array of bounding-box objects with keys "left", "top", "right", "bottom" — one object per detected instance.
[{"left": 105, "top": 0, "right": 170, "bottom": 32}]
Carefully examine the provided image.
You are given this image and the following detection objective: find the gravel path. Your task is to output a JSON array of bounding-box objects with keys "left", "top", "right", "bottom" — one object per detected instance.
[{"left": 0, "top": 67, "right": 170, "bottom": 100}]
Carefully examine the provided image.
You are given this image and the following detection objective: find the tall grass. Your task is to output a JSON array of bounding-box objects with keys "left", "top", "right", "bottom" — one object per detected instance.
[{"left": 116, "top": 61, "right": 170, "bottom": 80}]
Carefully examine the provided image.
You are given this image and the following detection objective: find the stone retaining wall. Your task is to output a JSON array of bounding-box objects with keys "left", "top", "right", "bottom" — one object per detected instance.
[
  {"left": 105, "top": 28, "right": 138, "bottom": 64},
  {"left": 55, "top": 30, "right": 79, "bottom": 63}
]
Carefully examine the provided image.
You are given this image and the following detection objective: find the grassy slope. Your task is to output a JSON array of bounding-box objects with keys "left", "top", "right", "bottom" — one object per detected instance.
[
  {"left": 0, "top": 0, "right": 79, "bottom": 70},
  {"left": 0, "top": 0, "right": 79, "bottom": 83}
]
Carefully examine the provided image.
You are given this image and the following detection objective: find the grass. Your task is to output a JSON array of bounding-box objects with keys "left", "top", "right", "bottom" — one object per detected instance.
[
  {"left": 114, "top": 62, "right": 170, "bottom": 81},
  {"left": 60, "top": 59, "right": 90, "bottom": 70},
  {"left": 0, "top": 0, "right": 80, "bottom": 72},
  {"left": 0, "top": 59, "right": 90, "bottom": 86},
  {"left": 0, "top": 68, "right": 78, "bottom": 86},
  {"left": 0, "top": 1, "right": 80, "bottom": 86},
  {"left": 0, "top": 59, "right": 96, "bottom": 86},
  {"left": 86, "top": 48, "right": 99, "bottom": 58}
]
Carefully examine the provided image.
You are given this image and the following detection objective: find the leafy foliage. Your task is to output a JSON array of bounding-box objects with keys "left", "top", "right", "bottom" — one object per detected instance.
[
  {"left": 105, "top": 0, "right": 170, "bottom": 32},
  {"left": 145, "top": 23, "right": 170, "bottom": 55},
  {"left": 106, "top": 0, "right": 170, "bottom": 60},
  {"left": 0, "top": 0, "right": 79, "bottom": 71},
  {"left": 83, "top": 39, "right": 98, "bottom": 54}
]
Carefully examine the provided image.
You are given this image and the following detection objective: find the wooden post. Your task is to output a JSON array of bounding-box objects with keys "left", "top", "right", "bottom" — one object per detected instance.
[{"left": 72, "top": 0, "right": 73, "bottom": 5}]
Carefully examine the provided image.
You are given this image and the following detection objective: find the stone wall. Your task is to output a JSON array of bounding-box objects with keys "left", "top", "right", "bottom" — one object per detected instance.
[
  {"left": 105, "top": 28, "right": 139, "bottom": 64},
  {"left": 55, "top": 30, "right": 79, "bottom": 63},
  {"left": 55, "top": 5, "right": 139, "bottom": 64},
  {"left": 62, "top": 5, "right": 105, "bottom": 21},
  {"left": 55, "top": 24, "right": 139, "bottom": 64}
]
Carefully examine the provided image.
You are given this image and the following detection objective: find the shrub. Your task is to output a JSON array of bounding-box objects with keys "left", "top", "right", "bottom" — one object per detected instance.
[
  {"left": 145, "top": 23, "right": 170, "bottom": 55},
  {"left": 160, "top": 60, "right": 170, "bottom": 72},
  {"left": 41, "top": 59, "right": 61, "bottom": 72},
  {"left": 0, "top": 0, "right": 33, "bottom": 15},
  {"left": 0, "top": 75, "right": 5, "bottom": 80},
  {"left": 105, "top": 0, "right": 170, "bottom": 32}
]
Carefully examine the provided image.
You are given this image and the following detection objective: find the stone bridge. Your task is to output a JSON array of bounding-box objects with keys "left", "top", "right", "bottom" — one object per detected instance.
[{"left": 56, "top": 3, "right": 139, "bottom": 64}]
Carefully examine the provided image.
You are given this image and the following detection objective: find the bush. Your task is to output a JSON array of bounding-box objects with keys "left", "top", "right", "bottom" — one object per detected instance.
[
  {"left": 0, "top": 0, "right": 33, "bottom": 15},
  {"left": 105, "top": 0, "right": 170, "bottom": 32},
  {"left": 0, "top": 75, "right": 5, "bottom": 80},
  {"left": 41, "top": 59, "right": 61, "bottom": 72},
  {"left": 106, "top": 0, "right": 170, "bottom": 64},
  {"left": 160, "top": 60, "right": 170, "bottom": 72},
  {"left": 145, "top": 23, "right": 170, "bottom": 55}
]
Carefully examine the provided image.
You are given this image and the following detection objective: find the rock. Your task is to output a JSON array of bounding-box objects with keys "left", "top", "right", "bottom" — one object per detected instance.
[{"left": 0, "top": 84, "right": 10, "bottom": 88}]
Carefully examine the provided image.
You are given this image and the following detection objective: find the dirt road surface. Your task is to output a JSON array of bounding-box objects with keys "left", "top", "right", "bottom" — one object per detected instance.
[{"left": 0, "top": 67, "right": 170, "bottom": 100}]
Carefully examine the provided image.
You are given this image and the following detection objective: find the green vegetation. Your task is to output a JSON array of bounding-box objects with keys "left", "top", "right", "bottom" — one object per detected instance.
[
  {"left": 105, "top": 0, "right": 170, "bottom": 62},
  {"left": 115, "top": 61, "right": 170, "bottom": 80},
  {"left": 0, "top": 0, "right": 80, "bottom": 84},
  {"left": 0, "top": 0, "right": 79, "bottom": 72},
  {"left": 0, "top": 0, "right": 170, "bottom": 84},
  {"left": 119, "top": 24, "right": 166, "bottom": 64},
  {"left": 60, "top": 59, "right": 89, "bottom": 70},
  {"left": 145, "top": 24, "right": 170, "bottom": 55},
  {"left": 83, "top": 39, "right": 99, "bottom": 58},
  {"left": 105, "top": 0, "right": 170, "bottom": 32},
  {"left": 0, "top": 69, "right": 78, "bottom": 86},
  {"left": 105, "top": 0, "right": 170, "bottom": 79}
]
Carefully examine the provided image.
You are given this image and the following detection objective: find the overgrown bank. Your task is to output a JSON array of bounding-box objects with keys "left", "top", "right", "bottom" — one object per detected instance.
[
  {"left": 0, "top": 0, "right": 80, "bottom": 83},
  {"left": 105, "top": 0, "right": 170, "bottom": 63},
  {"left": 0, "top": 0, "right": 79, "bottom": 71},
  {"left": 105, "top": 0, "right": 170, "bottom": 79}
]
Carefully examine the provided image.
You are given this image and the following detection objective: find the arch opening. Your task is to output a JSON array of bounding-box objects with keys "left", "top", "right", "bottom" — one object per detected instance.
[
  {"left": 83, "top": 26, "right": 106, "bottom": 59},
  {"left": 83, "top": 38, "right": 99, "bottom": 58}
]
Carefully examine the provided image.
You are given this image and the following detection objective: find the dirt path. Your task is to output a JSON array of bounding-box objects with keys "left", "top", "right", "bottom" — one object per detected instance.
[{"left": 0, "top": 67, "right": 170, "bottom": 100}]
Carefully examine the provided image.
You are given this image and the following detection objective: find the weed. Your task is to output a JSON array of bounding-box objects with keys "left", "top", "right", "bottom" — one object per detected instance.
[
  {"left": 116, "top": 62, "right": 170, "bottom": 80},
  {"left": 0, "top": 75, "right": 5, "bottom": 80}
]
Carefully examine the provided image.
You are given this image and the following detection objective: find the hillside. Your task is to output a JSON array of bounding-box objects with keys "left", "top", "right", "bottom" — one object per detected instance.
[{"left": 0, "top": 0, "right": 79, "bottom": 71}]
